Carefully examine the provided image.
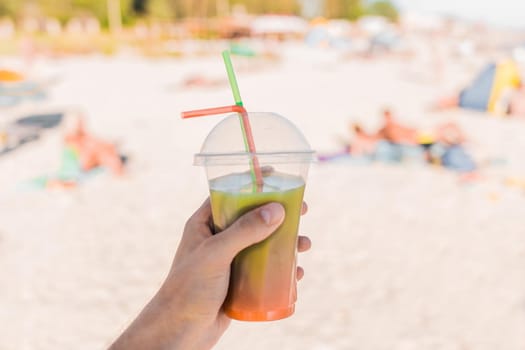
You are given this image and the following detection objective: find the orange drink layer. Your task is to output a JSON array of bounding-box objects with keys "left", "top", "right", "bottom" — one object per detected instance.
[{"left": 209, "top": 172, "right": 305, "bottom": 321}]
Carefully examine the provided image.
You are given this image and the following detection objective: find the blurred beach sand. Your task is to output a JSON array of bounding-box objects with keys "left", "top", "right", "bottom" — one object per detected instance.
[{"left": 0, "top": 46, "right": 524, "bottom": 349}]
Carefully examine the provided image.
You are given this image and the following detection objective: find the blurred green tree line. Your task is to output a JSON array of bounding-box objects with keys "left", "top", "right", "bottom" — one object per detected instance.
[{"left": 0, "top": 0, "right": 398, "bottom": 24}]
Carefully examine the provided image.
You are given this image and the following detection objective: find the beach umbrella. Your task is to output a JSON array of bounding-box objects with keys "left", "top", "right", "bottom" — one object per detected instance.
[{"left": 459, "top": 60, "right": 521, "bottom": 114}]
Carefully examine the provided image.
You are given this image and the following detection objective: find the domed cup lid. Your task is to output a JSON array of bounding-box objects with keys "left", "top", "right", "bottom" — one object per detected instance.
[{"left": 194, "top": 112, "right": 315, "bottom": 166}]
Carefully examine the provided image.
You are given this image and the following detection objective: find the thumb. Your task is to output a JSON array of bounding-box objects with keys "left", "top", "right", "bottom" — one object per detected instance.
[{"left": 207, "top": 202, "right": 285, "bottom": 262}]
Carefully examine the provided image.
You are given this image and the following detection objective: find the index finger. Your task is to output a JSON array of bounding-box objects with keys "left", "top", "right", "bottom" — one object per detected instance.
[{"left": 187, "top": 198, "right": 212, "bottom": 227}]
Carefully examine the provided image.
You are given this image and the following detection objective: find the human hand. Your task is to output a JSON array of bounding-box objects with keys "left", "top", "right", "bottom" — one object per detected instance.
[{"left": 110, "top": 198, "right": 310, "bottom": 350}]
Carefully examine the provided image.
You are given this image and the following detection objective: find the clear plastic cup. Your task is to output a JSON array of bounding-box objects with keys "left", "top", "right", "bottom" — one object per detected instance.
[{"left": 194, "top": 112, "right": 315, "bottom": 321}]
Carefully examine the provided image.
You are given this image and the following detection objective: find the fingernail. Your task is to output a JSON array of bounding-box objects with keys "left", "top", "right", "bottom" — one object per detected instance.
[{"left": 260, "top": 203, "right": 284, "bottom": 225}]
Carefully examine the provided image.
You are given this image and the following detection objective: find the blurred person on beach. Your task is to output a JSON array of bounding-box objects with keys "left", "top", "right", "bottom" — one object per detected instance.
[
  {"left": 109, "top": 199, "right": 311, "bottom": 350},
  {"left": 432, "top": 121, "right": 478, "bottom": 179},
  {"left": 42, "top": 112, "right": 125, "bottom": 189},
  {"left": 375, "top": 111, "right": 478, "bottom": 175},
  {"left": 320, "top": 109, "right": 426, "bottom": 162},
  {"left": 322, "top": 109, "right": 478, "bottom": 176},
  {"left": 374, "top": 109, "right": 479, "bottom": 174},
  {"left": 507, "top": 83, "right": 525, "bottom": 117},
  {"left": 19, "top": 34, "right": 38, "bottom": 74},
  {"left": 317, "top": 122, "right": 378, "bottom": 161},
  {"left": 377, "top": 108, "right": 419, "bottom": 145},
  {"left": 63, "top": 112, "right": 124, "bottom": 176},
  {"left": 372, "top": 108, "right": 426, "bottom": 163},
  {"left": 348, "top": 123, "right": 378, "bottom": 157}
]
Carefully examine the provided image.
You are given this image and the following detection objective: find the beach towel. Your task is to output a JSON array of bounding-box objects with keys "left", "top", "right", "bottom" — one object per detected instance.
[
  {"left": 0, "top": 113, "right": 64, "bottom": 156},
  {"left": 19, "top": 147, "right": 104, "bottom": 190},
  {"left": 0, "top": 80, "right": 46, "bottom": 106}
]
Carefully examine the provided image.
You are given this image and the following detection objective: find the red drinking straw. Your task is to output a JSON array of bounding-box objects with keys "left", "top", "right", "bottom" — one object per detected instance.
[
  {"left": 181, "top": 104, "right": 264, "bottom": 189},
  {"left": 181, "top": 51, "right": 264, "bottom": 191},
  {"left": 181, "top": 105, "right": 240, "bottom": 119}
]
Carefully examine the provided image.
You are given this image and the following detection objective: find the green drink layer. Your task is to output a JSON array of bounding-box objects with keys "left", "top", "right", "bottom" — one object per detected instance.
[{"left": 209, "top": 171, "right": 305, "bottom": 320}]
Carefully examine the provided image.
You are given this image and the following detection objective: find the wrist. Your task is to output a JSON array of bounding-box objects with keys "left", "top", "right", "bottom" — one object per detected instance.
[
  {"left": 152, "top": 288, "right": 210, "bottom": 349},
  {"left": 110, "top": 291, "right": 211, "bottom": 350}
]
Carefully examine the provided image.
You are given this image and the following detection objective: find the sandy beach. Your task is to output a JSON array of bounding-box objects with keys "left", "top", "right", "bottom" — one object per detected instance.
[{"left": 1, "top": 44, "right": 524, "bottom": 349}]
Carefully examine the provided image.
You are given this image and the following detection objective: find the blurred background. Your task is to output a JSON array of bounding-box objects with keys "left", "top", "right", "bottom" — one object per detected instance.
[{"left": 1, "top": 1, "right": 524, "bottom": 349}]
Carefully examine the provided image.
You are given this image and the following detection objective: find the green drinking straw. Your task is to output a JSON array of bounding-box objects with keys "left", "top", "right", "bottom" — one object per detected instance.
[
  {"left": 222, "top": 51, "right": 269, "bottom": 293},
  {"left": 222, "top": 50, "right": 244, "bottom": 107},
  {"left": 222, "top": 50, "right": 263, "bottom": 191}
]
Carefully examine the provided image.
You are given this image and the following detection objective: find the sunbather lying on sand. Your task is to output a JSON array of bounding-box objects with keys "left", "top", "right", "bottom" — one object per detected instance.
[
  {"left": 327, "top": 109, "right": 479, "bottom": 179},
  {"left": 377, "top": 108, "right": 419, "bottom": 145},
  {"left": 64, "top": 112, "right": 124, "bottom": 176},
  {"left": 40, "top": 112, "right": 125, "bottom": 189}
]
